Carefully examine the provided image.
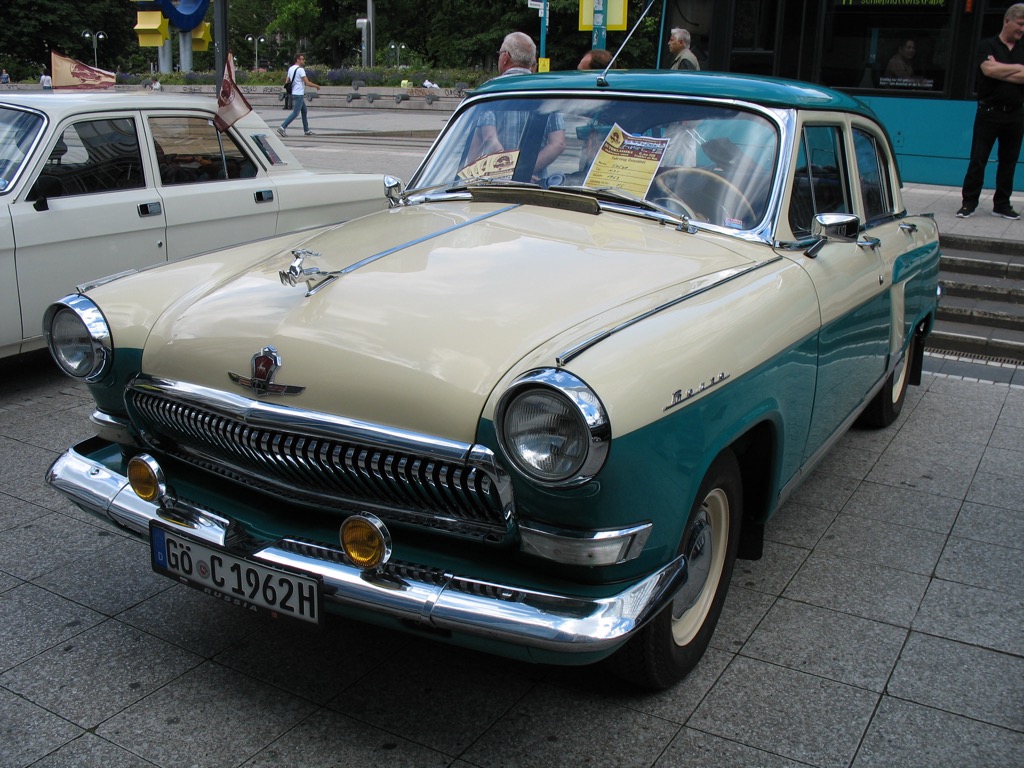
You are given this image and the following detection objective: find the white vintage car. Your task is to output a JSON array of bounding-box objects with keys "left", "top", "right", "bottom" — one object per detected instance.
[
  {"left": 44, "top": 71, "right": 941, "bottom": 689},
  {"left": 0, "top": 91, "right": 388, "bottom": 358}
]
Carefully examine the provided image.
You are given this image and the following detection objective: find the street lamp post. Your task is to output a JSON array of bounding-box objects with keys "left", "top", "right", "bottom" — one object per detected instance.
[
  {"left": 389, "top": 41, "right": 407, "bottom": 67},
  {"left": 245, "top": 34, "right": 267, "bottom": 70},
  {"left": 82, "top": 30, "right": 107, "bottom": 68}
]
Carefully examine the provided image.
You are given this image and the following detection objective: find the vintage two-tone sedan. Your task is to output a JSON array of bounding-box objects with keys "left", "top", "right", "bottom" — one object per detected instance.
[
  {"left": 45, "top": 71, "right": 940, "bottom": 689},
  {"left": 0, "top": 91, "right": 387, "bottom": 359}
]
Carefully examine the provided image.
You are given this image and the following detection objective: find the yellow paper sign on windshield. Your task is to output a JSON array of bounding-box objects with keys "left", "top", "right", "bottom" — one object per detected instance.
[
  {"left": 584, "top": 124, "right": 669, "bottom": 198},
  {"left": 457, "top": 150, "right": 520, "bottom": 181}
]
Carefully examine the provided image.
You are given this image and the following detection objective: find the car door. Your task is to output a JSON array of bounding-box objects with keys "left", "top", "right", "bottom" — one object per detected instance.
[
  {"left": 10, "top": 113, "right": 167, "bottom": 349},
  {"left": 787, "top": 121, "right": 891, "bottom": 459},
  {"left": 147, "top": 115, "right": 279, "bottom": 261}
]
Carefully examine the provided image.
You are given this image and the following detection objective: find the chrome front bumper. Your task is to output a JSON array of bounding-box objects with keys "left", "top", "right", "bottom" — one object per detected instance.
[{"left": 46, "top": 441, "right": 687, "bottom": 655}]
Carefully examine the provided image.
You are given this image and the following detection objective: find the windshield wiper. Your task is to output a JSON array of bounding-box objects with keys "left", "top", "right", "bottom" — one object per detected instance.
[{"left": 549, "top": 184, "right": 692, "bottom": 226}]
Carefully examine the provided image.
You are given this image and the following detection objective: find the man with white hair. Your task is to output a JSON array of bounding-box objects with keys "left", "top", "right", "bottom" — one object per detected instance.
[{"left": 667, "top": 28, "right": 700, "bottom": 71}]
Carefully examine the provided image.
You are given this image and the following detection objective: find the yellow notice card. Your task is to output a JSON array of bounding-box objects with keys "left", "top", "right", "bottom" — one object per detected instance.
[
  {"left": 457, "top": 150, "right": 521, "bottom": 181},
  {"left": 584, "top": 124, "right": 669, "bottom": 198}
]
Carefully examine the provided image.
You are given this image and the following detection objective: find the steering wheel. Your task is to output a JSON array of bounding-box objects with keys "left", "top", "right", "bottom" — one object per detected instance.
[{"left": 653, "top": 167, "right": 756, "bottom": 227}]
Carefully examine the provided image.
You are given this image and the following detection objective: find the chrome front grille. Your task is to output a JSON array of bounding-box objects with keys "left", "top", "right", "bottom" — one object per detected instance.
[{"left": 125, "top": 377, "right": 515, "bottom": 542}]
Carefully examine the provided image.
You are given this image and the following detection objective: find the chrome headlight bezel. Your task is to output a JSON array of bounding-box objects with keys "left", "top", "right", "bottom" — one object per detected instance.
[
  {"left": 495, "top": 369, "right": 610, "bottom": 488},
  {"left": 43, "top": 294, "right": 112, "bottom": 382}
]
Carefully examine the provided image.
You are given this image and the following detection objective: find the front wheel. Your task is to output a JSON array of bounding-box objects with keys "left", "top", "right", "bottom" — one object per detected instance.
[{"left": 609, "top": 450, "right": 742, "bottom": 690}]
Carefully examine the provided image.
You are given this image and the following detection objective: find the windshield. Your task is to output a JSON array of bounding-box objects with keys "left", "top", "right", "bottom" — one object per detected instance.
[
  {"left": 0, "top": 107, "right": 45, "bottom": 194},
  {"left": 412, "top": 96, "right": 780, "bottom": 230}
]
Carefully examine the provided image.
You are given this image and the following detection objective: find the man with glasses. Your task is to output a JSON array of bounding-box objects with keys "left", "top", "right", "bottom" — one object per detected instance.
[{"left": 470, "top": 32, "right": 566, "bottom": 178}]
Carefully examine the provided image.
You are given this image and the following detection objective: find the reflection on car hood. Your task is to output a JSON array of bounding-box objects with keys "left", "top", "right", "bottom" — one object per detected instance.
[{"left": 141, "top": 200, "right": 754, "bottom": 441}]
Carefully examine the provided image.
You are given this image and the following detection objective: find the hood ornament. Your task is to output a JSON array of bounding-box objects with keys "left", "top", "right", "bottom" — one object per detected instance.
[
  {"left": 228, "top": 346, "right": 305, "bottom": 397},
  {"left": 279, "top": 249, "right": 342, "bottom": 296}
]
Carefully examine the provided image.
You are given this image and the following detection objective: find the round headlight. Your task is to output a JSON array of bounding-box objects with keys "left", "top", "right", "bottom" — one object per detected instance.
[
  {"left": 43, "top": 295, "right": 112, "bottom": 381},
  {"left": 497, "top": 370, "right": 610, "bottom": 487}
]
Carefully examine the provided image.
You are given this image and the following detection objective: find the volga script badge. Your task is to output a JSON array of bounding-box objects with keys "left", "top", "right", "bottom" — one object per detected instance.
[{"left": 228, "top": 346, "right": 306, "bottom": 397}]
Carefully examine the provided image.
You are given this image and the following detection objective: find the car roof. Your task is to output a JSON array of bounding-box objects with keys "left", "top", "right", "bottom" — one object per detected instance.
[
  {"left": 470, "top": 70, "right": 876, "bottom": 118},
  {"left": 0, "top": 90, "right": 220, "bottom": 120}
]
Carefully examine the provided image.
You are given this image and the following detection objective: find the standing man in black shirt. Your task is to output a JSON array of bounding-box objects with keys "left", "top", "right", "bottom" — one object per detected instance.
[{"left": 958, "top": 3, "right": 1024, "bottom": 220}]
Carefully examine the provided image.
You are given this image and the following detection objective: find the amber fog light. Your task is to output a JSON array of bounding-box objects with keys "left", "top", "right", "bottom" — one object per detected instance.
[
  {"left": 127, "top": 454, "right": 166, "bottom": 503},
  {"left": 340, "top": 514, "right": 392, "bottom": 570}
]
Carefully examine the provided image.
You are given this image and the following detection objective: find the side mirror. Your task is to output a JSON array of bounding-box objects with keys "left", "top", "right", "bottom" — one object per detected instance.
[
  {"left": 383, "top": 175, "right": 404, "bottom": 208},
  {"left": 805, "top": 212, "right": 860, "bottom": 258}
]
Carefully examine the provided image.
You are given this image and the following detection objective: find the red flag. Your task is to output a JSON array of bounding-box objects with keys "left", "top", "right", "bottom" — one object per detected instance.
[
  {"left": 51, "top": 51, "right": 116, "bottom": 89},
  {"left": 215, "top": 53, "right": 253, "bottom": 132}
]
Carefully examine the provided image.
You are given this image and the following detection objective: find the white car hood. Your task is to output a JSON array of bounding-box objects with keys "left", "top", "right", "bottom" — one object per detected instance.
[{"left": 141, "top": 200, "right": 754, "bottom": 441}]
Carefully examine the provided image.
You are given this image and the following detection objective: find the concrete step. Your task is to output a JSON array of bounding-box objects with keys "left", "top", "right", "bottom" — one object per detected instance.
[
  {"left": 927, "top": 318, "right": 1024, "bottom": 364},
  {"left": 930, "top": 245, "right": 1024, "bottom": 362}
]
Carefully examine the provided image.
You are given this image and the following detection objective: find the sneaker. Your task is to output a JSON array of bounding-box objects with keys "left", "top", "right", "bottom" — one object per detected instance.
[
  {"left": 992, "top": 207, "right": 1020, "bottom": 220},
  {"left": 955, "top": 206, "right": 975, "bottom": 218},
  {"left": 276, "top": 127, "right": 286, "bottom": 137},
  {"left": 304, "top": 130, "right": 316, "bottom": 136}
]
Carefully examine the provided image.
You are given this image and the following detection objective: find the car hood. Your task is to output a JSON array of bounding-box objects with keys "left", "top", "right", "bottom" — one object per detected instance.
[{"left": 141, "top": 200, "right": 755, "bottom": 441}]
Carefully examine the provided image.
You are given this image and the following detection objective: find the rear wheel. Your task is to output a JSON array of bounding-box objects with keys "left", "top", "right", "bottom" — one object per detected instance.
[
  {"left": 858, "top": 334, "right": 916, "bottom": 428},
  {"left": 610, "top": 450, "right": 742, "bottom": 690}
]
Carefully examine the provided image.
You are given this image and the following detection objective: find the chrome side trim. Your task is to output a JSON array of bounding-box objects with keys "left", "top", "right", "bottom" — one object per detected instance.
[
  {"left": 557, "top": 256, "right": 784, "bottom": 367},
  {"left": 46, "top": 444, "right": 687, "bottom": 653}
]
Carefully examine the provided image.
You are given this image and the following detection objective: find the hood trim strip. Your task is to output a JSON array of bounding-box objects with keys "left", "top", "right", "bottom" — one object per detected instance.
[
  {"left": 338, "top": 203, "right": 521, "bottom": 277},
  {"left": 556, "top": 255, "right": 783, "bottom": 367}
]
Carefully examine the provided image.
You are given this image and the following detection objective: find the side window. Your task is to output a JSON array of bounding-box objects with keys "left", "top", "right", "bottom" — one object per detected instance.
[
  {"left": 30, "top": 118, "right": 144, "bottom": 199},
  {"left": 149, "top": 116, "right": 257, "bottom": 186},
  {"left": 852, "top": 128, "right": 894, "bottom": 223},
  {"left": 788, "top": 125, "right": 850, "bottom": 238}
]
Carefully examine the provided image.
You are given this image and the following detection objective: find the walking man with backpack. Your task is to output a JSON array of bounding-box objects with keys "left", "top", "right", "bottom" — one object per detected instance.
[{"left": 279, "top": 53, "right": 321, "bottom": 137}]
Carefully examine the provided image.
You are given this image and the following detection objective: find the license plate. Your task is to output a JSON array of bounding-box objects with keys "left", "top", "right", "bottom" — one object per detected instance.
[{"left": 150, "top": 522, "right": 323, "bottom": 626}]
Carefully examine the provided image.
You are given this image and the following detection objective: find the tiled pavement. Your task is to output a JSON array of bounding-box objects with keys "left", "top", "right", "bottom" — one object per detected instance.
[{"left": 1, "top": 346, "right": 1022, "bottom": 767}]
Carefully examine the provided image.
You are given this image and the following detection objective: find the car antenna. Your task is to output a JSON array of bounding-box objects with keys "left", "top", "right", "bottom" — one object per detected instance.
[{"left": 597, "top": 0, "right": 658, "bottom": 87}]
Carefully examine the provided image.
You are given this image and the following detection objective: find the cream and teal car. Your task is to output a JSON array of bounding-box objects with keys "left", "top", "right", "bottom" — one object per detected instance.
[
  {"left": 0, "top": 91, "right": 387, "bottom": 359},
  {"left": 44, "top": 71, "right": 940, "bottom": 689}
]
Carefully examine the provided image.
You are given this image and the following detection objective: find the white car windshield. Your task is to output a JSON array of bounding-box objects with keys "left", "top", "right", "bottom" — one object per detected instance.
[
  {"left": 0, "top": 107, "right": 45, "bottom": 193},
  {"left": 412, "top": 96, "right": 780, "bottom": 230}
]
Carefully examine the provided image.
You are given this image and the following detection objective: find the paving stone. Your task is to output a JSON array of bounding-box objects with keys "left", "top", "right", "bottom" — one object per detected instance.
[
  {"left": 461, "top": 683, "right": 680, "bottom": 767},
  {"left": 853, "top": 696, "right": 1024, "bottom": 768},
  {"left": 936, "top": 535, "right": 1024, "bottom": 595},
  {"left": 814, "top": 514, "right": 947, "bottom": 575},
  {"left": 0, "top": 688, "right": 82, "bottom": 768},
  {"left": 914, "top": 579, "right": 1024, "bottom": 656},
  {"left": 0, "top": 512, "right": 119, "bottom": 581},
  {"left": 655, "top": 727, "right": 807, "bottom": 767},
  {"left": 784, "top": 552, "right": 930, "bottom": 627},
  {"left": 330, "top": 642, "right": 536, "bottom": 755},
  {"left": 730, "top": 540, "right": 808, "bottom": 596},
  {"left": 967, "top": 457, "right": 1024, "bottom": 512},
  {"left": 865, "top": 432, "right": 985, "bottom": 499},
  {"left": 764, "top": 500, "right": 837, "bottom": 550},
  {"left": 786, "top": 468, "right": 860, "bottom": 511},
  {"left": 612, "top": 647, "right": 733, "bottom": 723},
  {"left": 117, "top": 578, "right": 271, "bottom": 658},
  {"left": 742, "top": 598, "right": 907, "bottom": 691},
  {"left": 689, "top": 657, "right": 878, "bottom": 768},
  {"left": 0, "top": 619, "right": 200, "bottom": 729},
  {"left": 887, "top": 632, "right": 1024, "bottom": 730},
  {"left": 0, "top": 583, "right": 104, "bottom": 672},
  {"left": 25, "top": 732, "right": 159, "bottom": 768},
  {"left": 709, "top": 585, "right": 775, "bottom": 653},
  {"left": 33, "top": 537, "right": 171, "bottom": 616},
  {"left": 96, "top": 663, "right": 317, "bottom": 767},
  {"left": 241, "top": 709, "right": 450, "bottom": 767},
  {"left": 952, "top": 500, "right": 1024, "bottom": 550},
  {"left": 839, "top": 481, "right": 961, "bottom": 534},
  {"left": 214, "top": 618, "right": 407, "bottom": 704}
]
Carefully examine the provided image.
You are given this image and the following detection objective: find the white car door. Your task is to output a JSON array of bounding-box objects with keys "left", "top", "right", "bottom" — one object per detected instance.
[
  {"left": 10, "top": 114, "right": 167, "bottom": 349},
  {"left": 147, "top": 115, "right": 279, "bottom": 261}
]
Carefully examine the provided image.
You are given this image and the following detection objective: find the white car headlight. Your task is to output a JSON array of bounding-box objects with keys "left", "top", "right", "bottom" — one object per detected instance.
[
  {"left": 496, "top": 369, "right": 609, "bottom": 487},
  {"left": 43, "top": 295, "right": 112, "bottom": 381}
]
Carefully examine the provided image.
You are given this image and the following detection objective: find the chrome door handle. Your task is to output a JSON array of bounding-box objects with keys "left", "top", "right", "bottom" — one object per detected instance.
[
  {"left": 138, "top": 202, "right": 162, "bottom": 217},
  {"left": 255, "top": 190, "right": 274, "bottom": 203}
]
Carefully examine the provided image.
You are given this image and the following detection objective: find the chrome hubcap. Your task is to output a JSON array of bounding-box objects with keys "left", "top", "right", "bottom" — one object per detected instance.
[{"left": 671, "top": 488, "right": 729, "bottom": 646}]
